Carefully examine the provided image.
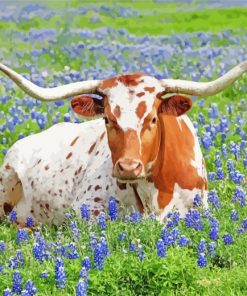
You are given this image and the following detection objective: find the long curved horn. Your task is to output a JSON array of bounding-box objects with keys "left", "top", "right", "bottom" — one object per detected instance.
[
  {"left": 160, "top": 60, "right": 247, "bottom": 96},
  {"left": 0, "top": 63, "right": 100, "bottom": 101}
]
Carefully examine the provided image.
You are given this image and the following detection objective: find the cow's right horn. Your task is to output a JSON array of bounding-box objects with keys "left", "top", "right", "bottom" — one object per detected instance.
[{"left": 0, "top": 63, "right": 101, "bottom": 101}]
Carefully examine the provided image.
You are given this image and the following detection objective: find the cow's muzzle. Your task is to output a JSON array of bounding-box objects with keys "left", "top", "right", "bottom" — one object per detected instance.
[{"left": 113, "top": 158, "right": 144, "bottom": 181}]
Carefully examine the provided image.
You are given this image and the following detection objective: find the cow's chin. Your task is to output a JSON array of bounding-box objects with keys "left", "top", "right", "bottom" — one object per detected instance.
[{"left": 115, "top": 176, "right": 146, "bottom": 184}]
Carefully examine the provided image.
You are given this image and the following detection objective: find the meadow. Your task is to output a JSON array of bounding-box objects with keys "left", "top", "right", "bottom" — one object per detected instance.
[{"left": 0, "top": 1, "right": 247, "bottom": 295}]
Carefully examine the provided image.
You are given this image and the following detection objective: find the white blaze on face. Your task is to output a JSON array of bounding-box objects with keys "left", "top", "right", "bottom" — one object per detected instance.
[{"left": 103, "top": 75, "right": 164, "bottom": 154}]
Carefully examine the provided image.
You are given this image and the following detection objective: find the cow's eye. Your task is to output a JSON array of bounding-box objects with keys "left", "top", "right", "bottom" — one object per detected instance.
[
  {"left": 152, "top": 117, "right": 157, "bottom": 124},
  {"left": 103, "top": 117, "right": 109, "bottom": 124}
]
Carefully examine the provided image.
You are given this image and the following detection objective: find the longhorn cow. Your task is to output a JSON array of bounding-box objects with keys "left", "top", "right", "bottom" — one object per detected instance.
[{"left": 0, "top": 61, "right": 246, "bottom": 225}]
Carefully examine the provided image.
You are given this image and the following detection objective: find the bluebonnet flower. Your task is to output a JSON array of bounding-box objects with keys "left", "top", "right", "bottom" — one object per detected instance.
[
  {"left": 125, "top": 215, "right": 132, "bottom": 223},
  {"left": 238, "top": 228, "right": 244, "bottom": 235},
  {"left": 100, "top": 237, "right": 109, "bottom": 258},
  {"left": 198, "top": 113, "right": 205, "bottom": 125},
  {"left": 66, "top": 242, "right": 79, "bottom": 260},
  {"left": 3, "top": 289, "right": 13, "bottom": 296},
  {"left": 55, "top": 258, "right": 66, "bottom": 289},
  {"left": 208, "top": 217, "right": 220, "bottom": 240},
  {"left": 157, "top": 239, "right": 166, "bottom": 258},
  {"left": 108, "top": 197, "right": 118, "bottom": 221},
  {"left": 172, "top": 212, "right": 181, "bottom": 224},
  {"left": 118, "top": 231, "right": 127, "bottom": 241},
  {"left": 80, "top": 203, "right": 90, "bottom": 221},
  {"left": 131, "top": 210, "right": 142, "bottom": 223},
  {"left": 209, "top": 226, "right": 219, "bottom": 240},
  {"left": 40, "top": 271, "right": 48, "bottom": 278},
  {"left": 208, "top": 172, "right": 216, "bottom": 182},
  {"left": 70, "top": 221, "right": 79, "bottom": 239},
  {"left": 243, "top": 159, "right": 247, "bottom": 168},
  {"left": 227, "top": 159, "right": 234, "bottom": 172},
  {"left": 221, "top": 144, "right": 228, "bottom": 157},
  {"left": 76, "top": 279, "right": 87, "bottom": 296},
  {"left": 166, "top": 220, "right": 174, "bottom": 228},
  {"left": 98, "top": 212, "right": 107, "bottom": 229},
  {"left": 129, "top": 242, "right": 136, "bottom": 251},
  {"left": 217, "top": 168, "right": 225, "bottom": 180},
  {"left": 161, "top": 227, "right": 179, "bottom": 246},
  {"left": 178, "top": 235, "right": 190, "bottom": 247},
  {"left": 82, "top": 257, "right": 91, "bottom": 271},
  {"left": 197, "top": 239, "right": 206, "bottom": 253},
  {"left": 185, "top": 210, "right": 203, "bottom": 231},
  {"left": 16, "top": 229, "right": 29, "bottom": 244},
  {"left": 10, "top": 210, "right": 17, "bottom": 223},
  {"left": 21, "top": 290, "right": 29, "bottom": 296},
  {"left": 201, "top": 132, "right": 212, "bottom": 150},
  {"left": 0, "top": 241, "right": 6, "bottom": 252},
  {"left": 193, "top": 194, "right": 202, "bottom": 207},
  {"left": 241, "top": 219, "right": 247, "bottom": 230},
  {"left": 79, "top": 267, "right": 88, "bottom": 285},
  {"left": 94, "top": 243, "right": 104, "bottom": 270},
  {"left": 207, "top": 241, "right": 217, "bottom": 256},
  {"left": 232, "top": 188, "right": 246, "bottom": 207},
  {"left": 25, "top": 216, "right": 33, "bottom": 227},
  {"left": 223, "top": 233, "right": 233, "bottom": 245},
  {"left": 25, "top": 280, "right": 38, "bottom": 295},
  {"left": 215, "top": 155, "right": 222, "bottom": 168},
  {"left": 12, "top": 270, "right": 22, "bottom": 294},
  {"left": 197, "top": 253, "right": 207, "bottom": 268},
  {"left": 230, "top": 210, "right": 239, "bottom": 221},
  {"left": 208, "top": 190, "right": 221, "bottom": 209}
]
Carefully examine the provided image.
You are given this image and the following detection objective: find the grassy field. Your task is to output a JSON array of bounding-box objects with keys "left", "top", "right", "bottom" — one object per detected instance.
[{"left": 0, "top": 1, "right": 247, "bottom": 295}]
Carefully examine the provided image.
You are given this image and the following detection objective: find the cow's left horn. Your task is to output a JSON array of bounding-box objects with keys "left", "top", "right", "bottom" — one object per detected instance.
[
  {"left": 0, "top": 63, "right": 100, "bottom": 101},
  {"left": 160, "top": 60, "right": 247, "bottom": 96}
]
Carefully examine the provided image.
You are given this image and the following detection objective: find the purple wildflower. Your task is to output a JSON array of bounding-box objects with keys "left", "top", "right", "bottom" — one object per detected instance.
[
  {"left": 55, "top": 258, "right": 66, "bottom": 289},
  {"left": 185, "top": 210, "right": 203, "bottom": 231},
  {"left": 80, "top": 203, "right": 90, "bottom": 221},
  {"left": 157, "top": 239, "right": 166, "bottom": 258},
  {"left": 108, "top": 197, "right": 118, "bottom": 221},
  {"left": 223, "top": 233, "right": 233, "bottom": 245},
  {"left": 12, "top": 270, "right": 22, "bottom": 294},
  {"left": 76, "top": 279, "right": 87, "bottom": 296},
  {"left": 197, "top": 253, "right": 207, "bottom": 268}
]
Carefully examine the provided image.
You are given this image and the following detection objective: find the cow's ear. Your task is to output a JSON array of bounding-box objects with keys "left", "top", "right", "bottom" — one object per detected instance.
[
  {"left": 158, "top": 95, "right": 192, "bottom": 116},
  {"left": 71, "top": 95, "right": 104, "bottom": 118}
]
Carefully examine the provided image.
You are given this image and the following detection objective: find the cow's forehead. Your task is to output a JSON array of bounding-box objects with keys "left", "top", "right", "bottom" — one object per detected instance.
[{"left": 100, "top": 74, "right": 164, "bottom": 131}]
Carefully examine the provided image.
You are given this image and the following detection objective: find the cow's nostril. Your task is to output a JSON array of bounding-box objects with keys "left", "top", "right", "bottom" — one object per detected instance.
[{"left": 118, "top": 162, "right": 124, "bottom": 171}]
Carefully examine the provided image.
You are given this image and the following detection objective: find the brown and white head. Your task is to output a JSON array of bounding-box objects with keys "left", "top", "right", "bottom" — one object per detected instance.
[{"left": 71, "top": 73, "right": 192, "bottom": 182}]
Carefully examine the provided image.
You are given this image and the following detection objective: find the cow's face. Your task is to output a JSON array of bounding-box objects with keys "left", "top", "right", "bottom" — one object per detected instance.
[{"left": 71, "top": 74, "right": 192, "bottom": 182}]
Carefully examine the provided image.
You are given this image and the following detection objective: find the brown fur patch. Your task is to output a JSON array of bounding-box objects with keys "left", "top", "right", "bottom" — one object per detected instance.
[
  {"left": 99, "top": 131, "right": 106, "bottom": 141},
  {"left": 118, "top": 73, "right": 144, "bottom": 87},
  {"left": 44, "top": 165, "right": 49, "bottom": 170},
  {"left": 88, "top": 142, "right": 96, "bottom": 154},
  {"left": 94, "top": 197, "right": 102, "bottom": 202},
  {"left": 144, "top": 86, "right": 155, "bottom": 93},
  {"left": 92, "top": 209, "right": 100, "bottom": 216},
  {"left": 100, "top": 77, "right": 118, "bottom": 90},
  {"left": 5, "top": 164, "right": 11, "bottom": 170},
  {"left": 117, "top": 181, "right": 127, "bottom": 190},
  {"left": 95, "top": 185, "right": 102, "bottom": 191},
  {"left": 113, "top": 105, "right": 121, "bottom": 118},
  {"left": 136, "top": 92, "right": 145, "bottom": 97},
  {"left": 66, "top": 152, "right": 72, "bottom": 160},
  {"left": 136, "top": 101, "right": 147, "bottom": 119},
  {"left": 70, "top": 136, "right": 79, "bottom": 146}
]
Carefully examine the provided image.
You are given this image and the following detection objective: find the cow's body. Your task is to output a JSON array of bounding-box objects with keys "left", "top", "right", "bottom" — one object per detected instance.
[{"left": 0, "top": 112, "right": 207, "bottom": 225}]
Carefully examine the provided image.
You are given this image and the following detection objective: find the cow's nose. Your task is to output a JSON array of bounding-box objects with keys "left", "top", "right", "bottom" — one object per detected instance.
[{"left": 116, "top": 159, "right": 143, "bottom": 178}]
